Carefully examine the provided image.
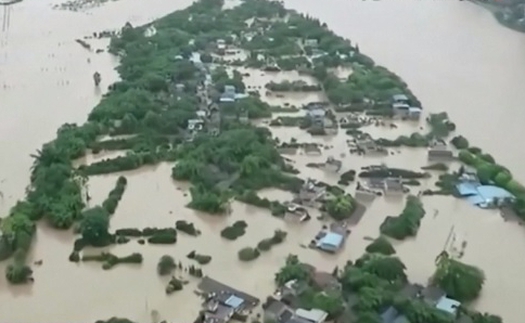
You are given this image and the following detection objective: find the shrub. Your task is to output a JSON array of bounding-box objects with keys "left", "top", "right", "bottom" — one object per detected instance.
[
  {"left": 175, "top": 220, "right": 199, "bottom": 236},
  {"left": 238, "top": 247, "right": 260, "bottom": 261},
  {"left": 82, "top": 252, "right": 143, "bottom": 270},
  {"left": 166, "top": 277, "right": 183, "bottom": 294},
  {"left": 157, "top": 255, "right": 176, "bottom": 275},
  {"left": 450, "top": 135, "right": 469, "bottom": 149},
  {"left": 195, "top": 254, "right": 212, "bottom": 265},
  {"left": 115, "top": 228, "right": 142, "bottom": 237},
  {"left": 187, "top": 250, "right": 212, "bottom": 265},
  {"left": 257, "top": 239, "right": 274, "bottom": 251},
  {"left": 338, "top": 170, "right": 356, "bottom": 186},
  {"left": 220, "top": 221, "right": 247, "bottom": 240},
  {"left": 69, "top": 251, "right": 80, "bottom": 262},
  {"left": 325, "top": 194, "right": 356, "bottom": 221},
  {"left": 147, "top": 232, "right": 177, "bottom": 244},
  {"left": 380, "top": 196, "right": 425, "bottom": 240},
  {"left": 365, "top": 236, "right": 396, "bottom": 255},
  {"left": 421, "top": 163, "right": 449, "bottom": 172},
  {"left": 6, "top": 264, "right": 33, "bottom": 284}
]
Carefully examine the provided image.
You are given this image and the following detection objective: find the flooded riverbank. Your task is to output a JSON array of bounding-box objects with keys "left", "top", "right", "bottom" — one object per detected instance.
[{"left": 1, "top": 0, "right": 525, "bottom": 322}]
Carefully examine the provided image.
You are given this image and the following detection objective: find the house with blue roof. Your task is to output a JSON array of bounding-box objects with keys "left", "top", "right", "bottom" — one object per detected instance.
[
  {"left": 316, "top": 232, "right": 344, "bottom": 253},
  {"left": 456, "top": 176, "right": 515, "bottom": 209},
  {"left": 435, "top": 296, "right": 460, "bottom": 315}
]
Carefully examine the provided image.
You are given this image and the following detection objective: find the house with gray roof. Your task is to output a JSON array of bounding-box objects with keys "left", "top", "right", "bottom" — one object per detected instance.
[
  {"left": 428, "top": 144, "right": 453, "bottom": 160},
  {"left": 392, "top": 94, "right": 410, "bottom": 105},
  {"left": 295, "top": 308, "right": 327, "bottom": 323}
]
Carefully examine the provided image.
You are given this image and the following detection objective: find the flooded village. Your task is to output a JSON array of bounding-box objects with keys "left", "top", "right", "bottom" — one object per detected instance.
[{"left": 1, "top": 0, "right": 525, "bottom": 323}]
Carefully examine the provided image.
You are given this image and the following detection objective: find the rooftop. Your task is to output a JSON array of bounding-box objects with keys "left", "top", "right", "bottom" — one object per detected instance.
[
  {"left": 225, "top": 295, "right": 244, "bottom": 309},
  {"left": 435, "top": 296, "right": 460, "bottom": 315},
  {"left": 316, "top": 232, "right": 344, "bottom": 250},
  {"left": 392, "top": 94, "right": 409, "bottom": 102},
  {"left": 295, "top": 308, "right": 328, "bottom": 323}
]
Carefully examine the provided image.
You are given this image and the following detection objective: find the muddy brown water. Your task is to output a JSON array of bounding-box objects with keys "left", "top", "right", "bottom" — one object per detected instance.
[{"left": 1, "top": 0, "right": 525, "bottom": 322}]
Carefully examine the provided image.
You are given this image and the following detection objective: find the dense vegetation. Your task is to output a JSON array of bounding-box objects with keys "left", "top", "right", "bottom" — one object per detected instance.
[
  {"left": 365, "top": 236, "right": 396, "bottom": 255},
  {"left": 380, "top": 196, "right": 425, "bottom": 240},
  {"left": 276, "top": 252, "right": 497, "bottom": 323},
  {"left": 432, "top": 252, "right": 485, "bottom": 302},
  {"left": 324, "top": 194, "right": 356, "bottom": 220}
]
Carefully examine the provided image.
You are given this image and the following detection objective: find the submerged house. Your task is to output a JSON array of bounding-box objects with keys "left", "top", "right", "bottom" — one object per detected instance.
[
  {"left": 316, "top": 232, "right": 344, "bottom": 253},
  {"left": 298, "top": 179, "right": 326, "bottom": 204},
  {"left": 392, "top": 94, "right": 410, "bottom": 105},
  {"left": 295, "top": 309, "right": 327, "bottom": 323},
  {"left": 324, "top": 157, "right": 342, "bottom": 172},
  {"left": 455, "top": 181, "right": 515, "bottom": 208},
  {"left": 385, "top": 179, "right": 406, "bottom": 195},
  {"left": 306, "top": 108, "right": 326, "bottom": 127},
  {"left": 428, "top": 144, "right": 453, "bottom": 160},
  {"left": 220, "top": 85, "right": 237, "bottom": 103}
]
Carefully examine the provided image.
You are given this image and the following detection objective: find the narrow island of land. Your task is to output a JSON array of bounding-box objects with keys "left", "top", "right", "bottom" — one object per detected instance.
[{"left": 1, "top": 0, "right": 523, "bottom": 323}]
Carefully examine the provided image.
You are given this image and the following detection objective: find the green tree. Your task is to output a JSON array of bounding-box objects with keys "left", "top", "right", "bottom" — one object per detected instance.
[
  {"left": 450, "top": 135, "right": 469, "bottom": 149},
  {"left": 275, "top": 255, "right": 311, "bottom": 286},
  {"left": 157, "top": 255, "right": 176, "bottom": 275},
  {"left": 80, "top": 206, "right": 110, "bottom": 246},
  {"left": 365, "top": 236, "right": 396, "bottom": 255},
  {"left": 310, "top": 292, "right": 344, "bottom": 317},
  {"left": 325, "top": 194, "right": 355, "bottom": 220},
  {"left": 355, "top": 312, "right": 382, "bottom": 323},
  {"left": 432, "top": 252, "right": 485, "bottom": 302},
  {"left": 356, "top": 253, "right": 407, "bottom": 282}
]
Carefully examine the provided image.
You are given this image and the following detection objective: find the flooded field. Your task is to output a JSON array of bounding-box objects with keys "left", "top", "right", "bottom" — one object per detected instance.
[{"left": 1, "top": 0, "right": 525, "bottom": 322}]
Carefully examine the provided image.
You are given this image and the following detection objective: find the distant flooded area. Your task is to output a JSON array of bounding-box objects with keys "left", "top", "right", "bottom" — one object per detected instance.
[{"left": 1, "top": 0, "right": 525, "bottom": 323}]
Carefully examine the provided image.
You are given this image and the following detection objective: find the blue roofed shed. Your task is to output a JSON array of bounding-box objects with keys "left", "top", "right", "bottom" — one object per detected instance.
[
  {"left": 225, "top": 295, "right": 244, "bottom": 309},
  {"left": 435, "top": 296, "right": 460, "bottom": 315},
  {"left": 456, "top": 182, "right": 515, "bottom": 208},
  {"left": 316, "top": 232, "right": 344, "bottom": 252},
  {"left": 456, "top": 182, "right": 480, "bottom": 196}
]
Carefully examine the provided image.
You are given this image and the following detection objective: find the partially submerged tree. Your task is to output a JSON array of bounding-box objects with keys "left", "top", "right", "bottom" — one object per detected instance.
[
  {"left": 275, "top": 254, "right": 311, "bottom": 286},
  {"left": 80, "top": 206, "right": 110, "bottom": 246},
  {"left": 432, "top": 251, "right": 485, "bottom": 302},
  {"left": 365, "top": 236, "right": 396, "bottom": 255}
]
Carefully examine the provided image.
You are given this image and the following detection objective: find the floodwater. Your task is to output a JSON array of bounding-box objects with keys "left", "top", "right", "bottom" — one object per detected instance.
[{"left": 1, "top": 0, "right": 525, "bottom": 322}]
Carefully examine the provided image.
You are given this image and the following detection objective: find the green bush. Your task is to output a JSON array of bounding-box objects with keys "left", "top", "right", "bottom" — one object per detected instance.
[
  {"left": 220, "top": 221, "right": 247, "bottom": 240},
  {"left": 338, "top": 170, "right": 356, "bottom": 186},
  {"left": 69, "top": 251, "right": 80, "bottom": 262},
  {"left": 175, "top": 220, "right": 199, "bottom": 236},
  {"left": 257, "top": 239, "right": 274, "bottom": 251},
  {"left": 157, "top": 255, "right": 176, "bottom": 275},
  {"left": 325, "top": 194, "right": 356, "bottom": 221},
  {"left": 365, "top": 236, "right": 396, "bottom": 255},
  {"left": 82, "top": 252, "right": 143, "bottom": 270},
  {"left": 147, "top": 232, "right": 177, "bottom": 244},
  {"left": 5, "top": 264, "right": 33, "bottom": 284},
  {"left": 380, "top": 196, "right": 425, "bottom": 240},
  {"left": 187, "top": 250, "right": 212, "bottom": 265},
  {"left": 421, "top": 163, "right": 449, "bottom": 171},
  {"left": 450, "top": 135, "right": 469, "bottom": 149},
  {"left": 166, "top": 276, "right": 183, "bottom": 294},
  {"left": 114, "top": 228, "right": 142, "bottom": 237},
  {"left": 238, "top": 247, "right": 260, "bottom": 261}
]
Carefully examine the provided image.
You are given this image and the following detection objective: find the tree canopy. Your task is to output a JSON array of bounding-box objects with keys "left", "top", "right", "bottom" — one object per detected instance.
[{"left": 432, "top": 252, "right": 485, "bottom": 302}]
